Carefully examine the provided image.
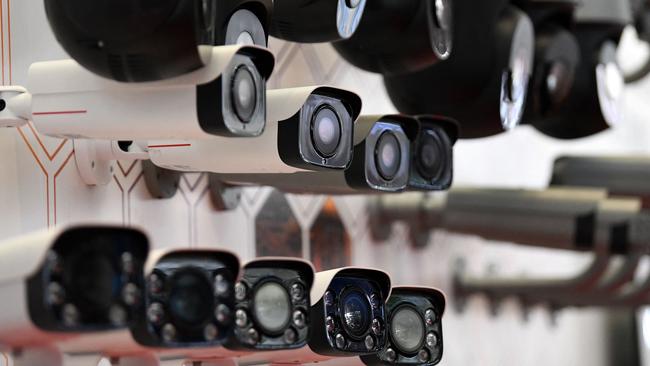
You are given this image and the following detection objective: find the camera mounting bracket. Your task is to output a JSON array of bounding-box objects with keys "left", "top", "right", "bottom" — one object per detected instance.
[{"left": 208, "top": 174, "right": 243, "bottom": 211}]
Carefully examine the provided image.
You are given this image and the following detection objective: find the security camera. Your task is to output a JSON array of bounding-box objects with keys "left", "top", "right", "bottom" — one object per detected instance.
[
  {"left": 384, "top": 0, "right": 535, "bottom": 138},
  {"left": 551, "top": 156, "right": 650, "bottom": 205},
  {"left": 58, "top": 248, "right": 241, "bottom": 364},
  {"left": 236, "top": 267, "right": 392, "bottom": 365},
  {"left": 333, "top": 0, "right": 453, "bottom": 75},
  {"left": 214, "top": 114, "right": 418, "bottom": 194},
  {"left": 44, "top": 0, "right": 272, "bottom": 82},
  {"left": 270, "top": 0, "right": 367, "bottom": 43},
  {"left": 531, "top": 0, "right": 630, "bottom": 139},
  {"left": 0, "top": 45, "right": 275, "bottom": 138},
  {"left": 443, "top": 187, "right": 610, "bottom": 251},
  {"left": 514, "top": 0, "right": 582, "bottom": 124},
  {"left": 0, "top": 225, "right": 149, "bottom": 348},
  {"left": 147, "top": 86, "right": 362, "bottom": 174},
  {"left": 361, "top": 287, "right": 446, "bottom": 366},
  {"left": 408, "top": 116, "right": 458, "bottom": 191}
]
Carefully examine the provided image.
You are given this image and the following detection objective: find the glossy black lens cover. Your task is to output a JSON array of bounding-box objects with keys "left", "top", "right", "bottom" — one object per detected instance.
[
  {"left": 333, "top": 0, "right": 452, "bottom": 75},
  {"left": 131, "top": 252, "right": 237, "bottom": 348},
  {"left": 361, "top": 288, "right": 445, "bottom": 366},
  {"left": 216, "top": 0, "right": 272, "bottom": 46},
  {"left": 409, "top": 116, "right": 458, "bottom": 191},
  {"left": 226, "top": 263, "right": 312, "bottom": 350},
  {"left": 27, "top": 227, "right": 149, "bottom": 332},
  {"left": 310, "top": 276, "right": 387, "bottom": 356},
  {"left": 278, "top": 91, "right": 357, "bottom": 171}
]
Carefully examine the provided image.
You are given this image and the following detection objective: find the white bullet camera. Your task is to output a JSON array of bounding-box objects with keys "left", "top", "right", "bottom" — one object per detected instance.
[
  {"left": 217, "top": 115, "right": 418, "bottom": 194},
  {"left": 0, "top": 226, "right": 149, "bottom": 348},
  {"left": 147, "top": 86, "right": 362, "bottom": 174},
  {"left": 0, "top": 45, "right": 275, "bottom": 139},
  {"left": 58, "top": 248, "right": 241, "bottom": 365},
  {"left": 360, "top": 287, "right": 445, "bottom": 366},
  {"left": 237, "top": 267, "right": 392, "bottom": 365}
]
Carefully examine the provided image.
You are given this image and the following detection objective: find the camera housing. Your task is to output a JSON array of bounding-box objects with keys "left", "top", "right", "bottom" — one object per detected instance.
[
  {"left": 216, "top": 114, "right": 418, "bottom": 194},
  {"left": 147, "top": 86, "right": 362, "bottom": 174},
  {"left": 361, "top": 287, "right": 446, "bottom": 366},
  {"left": 24, "top": 45, "right": 274, "bottom": 140},
  {"left": 384, "top": 0, "right": 534, "bottom": 138},
  {"left": 44, "top": 0, "right": 273, "bottom": 82},
  {"left": 531, "top": 0, "right": 630, "bottom": 139},
  {"left": 409, "top": 116, "right": 458, "bottom": 191},
  {"left": 0, "top": 226, "right": 149, "bottom": 347},
  {"left": 515, "top": 0, "right": 581, "bottom": 123},
  {"left": 333, "top": 0, "right": 453, "bottom": 75},
  {"left": 236, "top": 267, "right": 391, "bottom": 365},
  {"left": 130, "top": 249, "right": 240, "bottom": 349},
  {"left": 221, "top": 258, "right": 315, "bottom": 351},
  {"left": 270, "top": 0, "right": 367, "bottom": 43}
]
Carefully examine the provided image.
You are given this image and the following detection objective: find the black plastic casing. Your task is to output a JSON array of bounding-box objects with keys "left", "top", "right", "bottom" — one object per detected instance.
[
  {"left": 225, "top": 259, "right": 315, "bottom": 351},
  {"left": 44, "top": 0, "right": 212, "bottom": 82},
  {"left": 271, "top": 0, "right": 366, "bottom": 43},
  {"left": 27, "top": 227, "right": 149, "bottom": 332},
  {"left": 532, "top": 22, "right": 626, "bottom": 139},
  {"left": 130, "top": 251, "right": 240, "bottom": 348},
  {"left": 361, "top": 288, "right": 446, "bottom": 366},
  {"left": 408, "top": 116, "right": 459, "bottom": 192},
  {"left": 384, "top": 0, "right": 533, "bottom": 138},
  {"left": 277, "top": 89, "right": 362, "bottom": 171},
  {"left": 214, "top": 0, "right": 272, "bottom": 46},
  {"left": 333, "top": 0, "right": 452, "bottom": 76}
]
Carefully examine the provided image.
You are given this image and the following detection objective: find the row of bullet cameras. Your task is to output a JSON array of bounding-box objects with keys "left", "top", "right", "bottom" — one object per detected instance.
[{"left": 0, "top": 225, "right": 445, "bottom": 366}]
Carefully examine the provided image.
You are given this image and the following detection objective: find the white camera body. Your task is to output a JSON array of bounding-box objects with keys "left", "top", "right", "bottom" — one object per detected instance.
[
  {"left": 0, "top": 225, "right": 149, "bottom": 349},
  {"left": 147, "top": 86, "right": 362, "bottom": 174},
  {"left": 236, "top": 267, "right": 392, "bottom": 366},
  {"left": 1, "top": 45, "right": 274, "bottom": 139}
]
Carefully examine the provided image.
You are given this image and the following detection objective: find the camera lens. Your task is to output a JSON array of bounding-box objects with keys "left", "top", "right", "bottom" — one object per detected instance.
[
  {"left": 375, "top": 131, "right": 402, "bottom": 180},
  {"left": 417, "top": 131, "right": 446, "bottom": 180},
  {"left": 390, "top": 307, "right": 425, "bottom": 354},
  {"left": 64, "top": 249, "right": 116, "bottom": 316},
  {"left": 168, "top": 269, "right": 214, "bottom": 328},
  {"left": 311, "top": 106, "right": 342, "bottom": 158},
  {"left": 231, "top": 65, "right": 258, "bottom": 123},
  {"left": 340, "top": 288, "right": 371, "bottom": 338},
  {"left": 253, "top": 282, "right": 292, "bottom": 334}
]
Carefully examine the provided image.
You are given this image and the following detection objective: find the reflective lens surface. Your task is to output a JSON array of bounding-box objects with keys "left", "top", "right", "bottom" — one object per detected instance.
[
  {"left": 391, "top": 307, "right": 425, "bottom": 354},
  {"left": 169, "top": 270, "right": 213, "bottom": 327},
  {"left": 253, "top": 282, "right": 292, "bottom": 333},
  {"left": 232, "top": 65, "right": 257, "bottom": 123},
  {"left": 311, "top": 106, "right": 342, "bottom": 158},
  {"left": 341, "top": 289, "right": 371, "bottom": 338},
  {"left": 65, "top": 250, "right": 116, "bottom": 316},
  {"left": 417, "top": 131, "right": 445, "bottom": 180},
  {"left": 375, "top": 132, "right": 402, "bottom": 180}
]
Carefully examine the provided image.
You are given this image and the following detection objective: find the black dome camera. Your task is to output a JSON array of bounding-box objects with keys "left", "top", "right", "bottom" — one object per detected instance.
[
  {"left": 384, "top": 0, "right": 535, "bottom": 139},
  {"left": 333, "top": 0, "right": 453, "bottom": 75},
  {"left": 44, "top": 0, "right": 272, "bottom": 82}
]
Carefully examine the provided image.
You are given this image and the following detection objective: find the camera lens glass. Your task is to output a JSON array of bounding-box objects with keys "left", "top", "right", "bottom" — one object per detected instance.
[
  {"left": 231, "top": 65, "right": 258, "bottom": 123},
  {"left": 65, "top": 249, "right": 116, "bottom": 316},
  {"left": 391, "top": 306, "right": 425, "bottom": 354},
  {"left": 168, "top": 269, "right": 214, "bottom": 328},
  {"left": 311, "top": 106, "right": 342, "bottom": 158},
  {"left": 375, "top": 131, "right": 402, "bottom": 180},
  {"left": 253, "top": 282, "right": 292, "bottom": 334},
  {"left": 417, "top": 131, "right": 445, "bottom": 180},
  {"left": 340, "top": 288, "right": 371, "bottom": 338}
]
